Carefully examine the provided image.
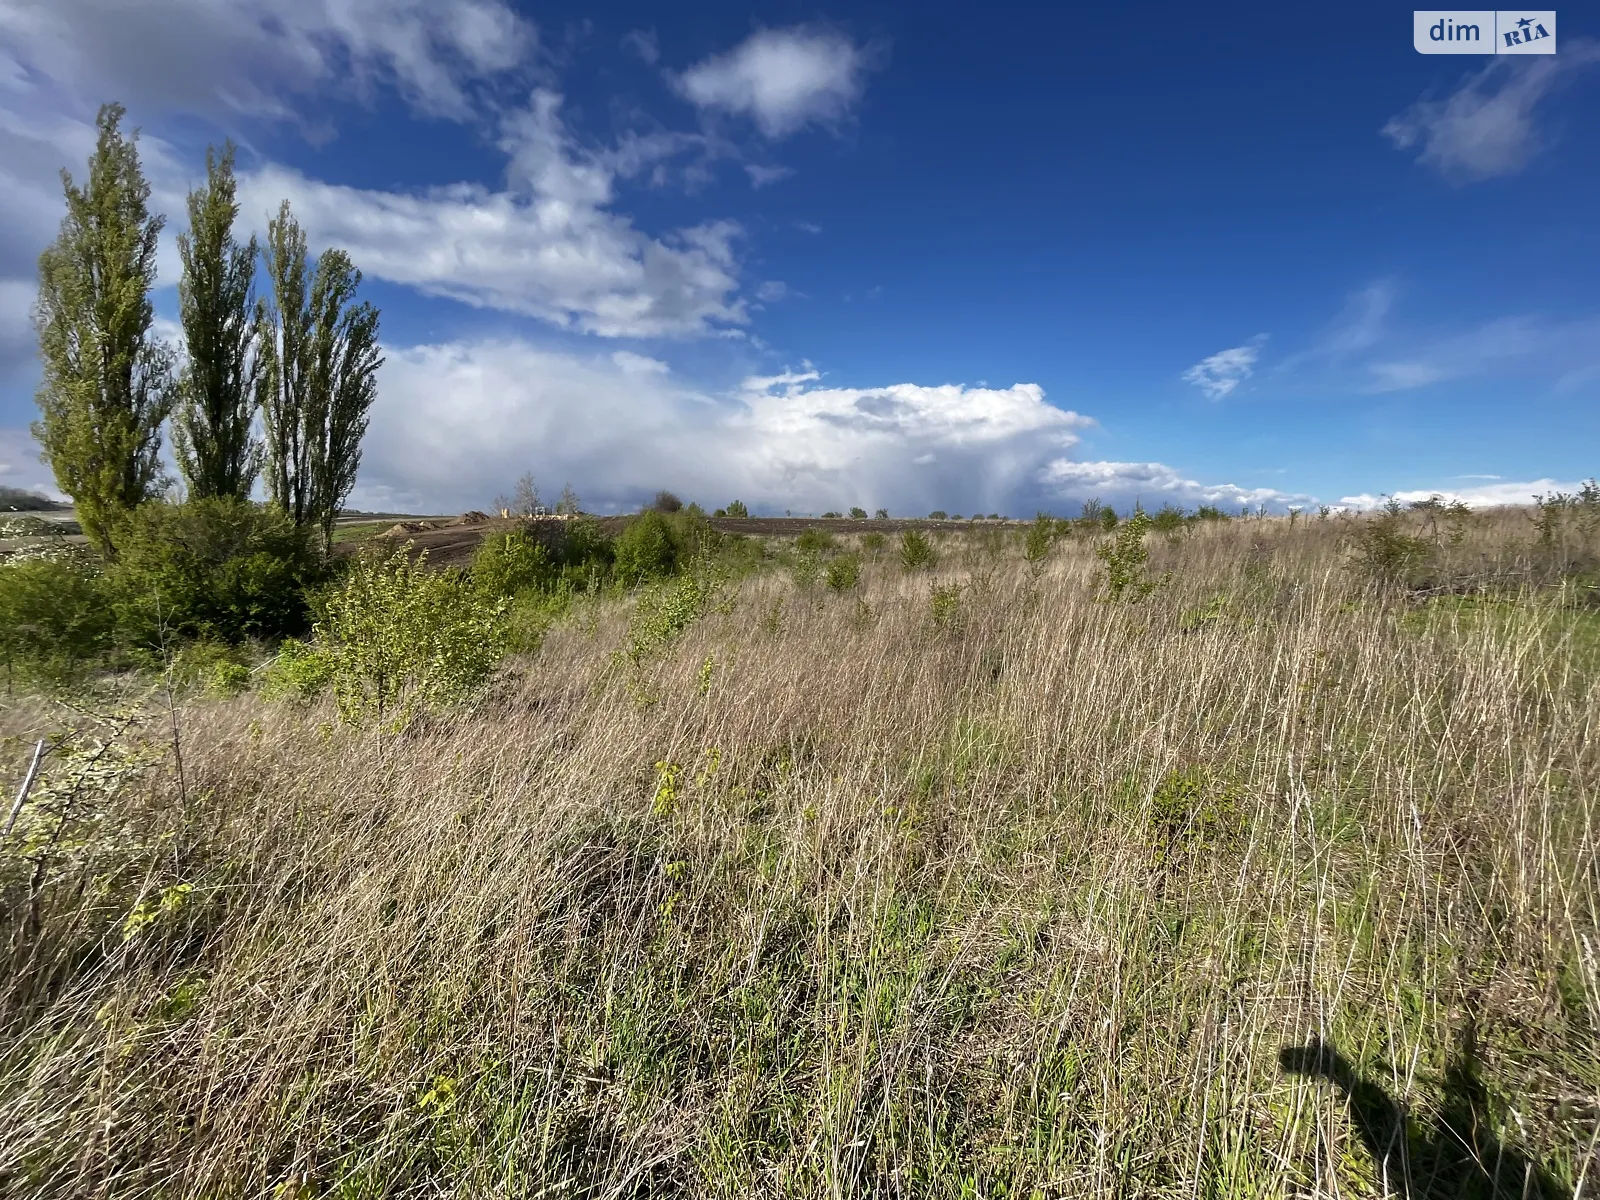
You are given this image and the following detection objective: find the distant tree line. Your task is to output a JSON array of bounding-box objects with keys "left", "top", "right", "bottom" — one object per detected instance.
[{"left": 30, "top": 103, "right": 382, "bottom": 559}]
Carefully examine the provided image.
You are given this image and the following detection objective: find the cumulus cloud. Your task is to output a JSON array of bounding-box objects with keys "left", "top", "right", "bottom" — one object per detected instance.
[
  {"left": 1382, "top": 42, "right": 1600, "bottom": 181},
  {"left": 229, "top": 92, "right": 747, "bottom": 337},
  {"left": 1182, "top": 338, "right": 1264, "bottom": 399},
  {"left": 341, "top": 337, "right": 1097, "bottom": 514},
  {"left": 0, "top": 0, "right": 534, "bottom": 123},
  {"left": 1037, "top": 459, "right": 1311, "bottom": 512},
  {"left": 1339, "top": 479, "right": 1591, "bottom": 509},
  {"left": 675, "top": 27, "right": 878, "bottom": 138}
]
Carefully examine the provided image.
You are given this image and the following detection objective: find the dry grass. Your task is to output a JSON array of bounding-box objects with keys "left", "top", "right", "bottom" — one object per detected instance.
[{"left": 1, "top": 514, "right": 1597, "bottom": 1198}]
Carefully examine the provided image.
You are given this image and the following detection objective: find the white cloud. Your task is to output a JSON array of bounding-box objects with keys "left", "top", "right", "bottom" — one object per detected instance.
[
  {"left": 230, "top": 92, "right": 748, "bottom": 337},
  {"left": 755, "top": 280, "right": 788, "bottom": 303},
  {"left": 343, "top": 337, "right": 1093, "bottom": 515},
  {"left": 0, "top": 427, "right": 60, "bottom": 498},
  {"left": 675, "top": 27, "right": 877, "bottom": 138},
  {"left": 745, "top": 164, "right": 795, "bottom": 188},
  {"left": 620, "top": 29, "right": 659, "bottom": 66},
  {"left": 1364, "top": 313, "right": 1600, "bottom": 392},
  {"left": 1382, "top": 42, "right": 1600, "bottom": 180},
  {"left": 0, "top": 0, "right": 535, "bottom": 123},
  {"left": 1182, "top": 338, "right": 1264, "bottom": 399},
  {"left": 1339, "top": 479, "right": 1591, "bottom": 509},
  {"left": 1037, "top": 459, "right": 1310, "bottom": 512}
]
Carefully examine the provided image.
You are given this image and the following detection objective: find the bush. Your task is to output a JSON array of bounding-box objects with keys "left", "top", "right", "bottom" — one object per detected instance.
[
  {"left": 652, "top": 490, "right": 683, "bottom": 514},
  {"left": 1023, "top": 512, "right": 1055, "bottom": 569},
  {"left": 614, "top": 511, "right": 677, "bottom": 586},
  {"left": 821, "top": 511, "right": 842, "bottom": 519},
  {"left": 310, "top": 548, "right": 507, "bottom": 731},
  {"left": 1096, "top": 512, "right": 1164, "bottom": 602},
  {"left": 862, "top": 532, "right": 887, "bottom": 554},
  {"left": 1352, "top": 507, "right": 1433, "bottom": 586},
  {"left": 723, "top": 500, "right": 749, "bottom": 519},
  {"left": 105, "top": 498, "right": 322, "bottom": 649},
  {"left": 848, "top": 507, "right": 868, "bottom": 520},
  {"left": 874, "top": 508, "right": 889, "bottom": 520},
  {"left": 825, "top": 554, "right": 861, "bottom": 593},
  {"left": 471, "top": 528, "right": 554, "bottom": 600},
  {"left": 0, "top": 553, "right": 113, "bottom": 685},
  {"left": 929, "top": 583, "right": 963, "bottom": 633},
  {"left": 796, "top": 527, "right": 837, "bottom": 556},
  {"left": 900, "top": 529, "right": 937, "bottom": 572},
  {"left": 928, "top": 510, "right": 948, "bottom": 521}
]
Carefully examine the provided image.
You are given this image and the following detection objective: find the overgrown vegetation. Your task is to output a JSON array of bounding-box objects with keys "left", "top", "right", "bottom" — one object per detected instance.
[{"left": 1, "top": 501, "right": 1598, "bottom": 1197}]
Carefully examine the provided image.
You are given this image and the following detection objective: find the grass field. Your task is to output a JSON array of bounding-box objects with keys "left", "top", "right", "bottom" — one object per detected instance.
[{"left": 1, "top": 513, "right": 1596, "bottom": 1198}]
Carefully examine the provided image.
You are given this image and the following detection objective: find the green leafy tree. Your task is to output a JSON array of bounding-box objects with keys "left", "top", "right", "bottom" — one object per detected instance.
[
  {"left": 614, "top": 510, "right": 677, "bottom": 585},
  {"left": 32, "top": 103, "right": 174, "bottom": 558},
  {"left": 172, "top": 143, "right": 260, "bottom": 500},
  {"left": 312, "top": 547, "right": 506, "bottom": 732},
  {"left": 1096, "top": 512, "right": 1165, "bottom": 601},
  {"left": 723, "top": 499, "right": 749, "bottom": 518},
  {"left": 106, "top": 497, "right": 321, "bottom": 648},
  {"left": 258, "top": 202, "right": 382, "bottom": 552},
  {"left": 848, "top": 506, "right": 868, "bottom": 519}
]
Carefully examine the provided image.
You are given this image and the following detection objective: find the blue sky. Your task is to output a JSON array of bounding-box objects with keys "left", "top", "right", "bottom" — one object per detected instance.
[{"left": 1, "top": 1, "right": 1596, "bottom": 515}]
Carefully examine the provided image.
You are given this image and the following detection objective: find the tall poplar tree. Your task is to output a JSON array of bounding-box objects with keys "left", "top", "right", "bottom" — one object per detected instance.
[
  {"left": 257, "top": 202, "right": 382, "bottom": 552},
  {"left": 173, "top": 142, "right": 260, "bottom": 500},
  {"left": 32, "top": 102, "right": 173, "bottom": 558}
]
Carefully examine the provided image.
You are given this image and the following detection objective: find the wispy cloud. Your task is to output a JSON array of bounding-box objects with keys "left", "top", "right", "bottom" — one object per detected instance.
[
  {"left": 1182, "top": 336, "right": 1266, "bottom": 399},
  {"left": 1383, "top": 41, "right": 1600, "bottom": 180},
  {"left": 1364, "top": 313, "right": 1600, "bottom": 392},
  {"left": 674, "top": 27, "right": 881, "bottom": 138}
]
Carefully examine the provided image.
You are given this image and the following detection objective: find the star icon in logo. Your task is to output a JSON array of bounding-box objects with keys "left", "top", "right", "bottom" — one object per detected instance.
[{"left": 1516, "top": 15, "right": 1533, "bottom": 29}]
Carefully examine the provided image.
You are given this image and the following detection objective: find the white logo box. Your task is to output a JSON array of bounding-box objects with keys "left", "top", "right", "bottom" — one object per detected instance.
[{"left": 1413, "top": 10, "right": 1556, "bottom": 53}]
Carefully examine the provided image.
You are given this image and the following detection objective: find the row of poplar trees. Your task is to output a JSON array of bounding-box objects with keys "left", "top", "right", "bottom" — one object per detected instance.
[{"left": 31, "top": 103, "right": 383, "bottom": 558}]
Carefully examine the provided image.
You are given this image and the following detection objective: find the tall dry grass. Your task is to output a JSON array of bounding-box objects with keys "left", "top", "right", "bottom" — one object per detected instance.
[{"left": 1, "top": 514, "right": 1597, "bottom": 1198}]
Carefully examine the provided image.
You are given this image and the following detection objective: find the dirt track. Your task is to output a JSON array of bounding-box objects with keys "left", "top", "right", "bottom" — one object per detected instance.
[{"left": 338, "top": 515, "right": 1021, "bottom": 569}]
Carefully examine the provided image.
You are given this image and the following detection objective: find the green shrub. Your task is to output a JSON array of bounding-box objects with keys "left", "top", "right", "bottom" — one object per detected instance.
[
  {"left": 929, "top": 583, "right": 964, "bottom": 633},
  {"left": 848, "top": 507, "right": 868, "bottom": 520},
  {"left": 874, "top": 508, "right": 889, "bottom": 520},
  {"left": 613, "top": 511, "right": 677, "bottom": 585},
  {"left": 928, "top": 510, "right": 948, "bottom": 520},
  {"left": 622, "top": 557, "right": 727, "bottom": 668},
  {"left": 310, "top": 548, "right": 507, "bottom": 731},
  {"left": 900, "top": 529, "right": 937, "bottom": 571},
  {"left": 790, "top": 547, "right": 823, "bottom": 589},
  {"left": 1096, "top": 512, "right": 1164, "bottom": 602},
  {"left": 796, "top": 527, "right": 836, "bottom": 556},
  {"left": 1023, "top": 512, "right": 1055, "bottom": 569},
  {"left": 1352, "top": 505, "right": 1433, "bottom": 586},
  {"left": 105, "top": 498, "right": 321, "bottom": 649},
  {"left": 471, "top": 528, "right": 553, "bottom": 599},
  {"left": 825, "top": 554, "right": 861, "bottom": 593},
  {"left": 0, "top": 552, "right": 113, "bottom": 685},
  {"left": 821, "top": 511, "right": 842, "bottom": 519},
  {"left": 862, "top": 532, "right": 887, "bottom": 554},
  {"left": 652, "top": 490, "right": 683, "bottom": 514},
  {"left": 261, "top": 637, "right": 334, "bottom": 702},
  {"left": 723, "top": 499, "right": 749, "bottom": 518}
]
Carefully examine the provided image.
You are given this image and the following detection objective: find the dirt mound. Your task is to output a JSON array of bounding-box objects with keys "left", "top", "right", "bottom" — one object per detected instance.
[
  {"left": 454, "top": 511, "right": 490, "bottom": 525},
  {"left": 380, "top": 521, "right": 437, "bottom": 537}
]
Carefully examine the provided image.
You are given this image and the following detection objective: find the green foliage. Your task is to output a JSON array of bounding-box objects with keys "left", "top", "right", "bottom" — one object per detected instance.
[
  {"left": 613, "top": 510, "right": 676, "bottom": 585},
  {"left": 470, "top": 528, "right": 553, "bottom": 600},
  {"left": 795, "top": 527, "right": 837, "bottom": 555},
  {"left": 900, "top": 529, "right": 937, "bottom": 572},
  {"left": 723, "top": 499, "right": 749, "bottom": 518},
  {"left": 261, "top": 637, "right": 334, "bottom": 702},
  {"left": 311, "top": 548, "right": 507, "bottom": 731},
  {"left": 1148, "top": 767, "right": 1247, "bottom": 865},
  {"left": 1150, "top": 504, "right": 1189, "bottom": 535},
  {"left": 257, "top": 201, "right": 382, "bottom": 551},
  {"left": 820, "top": 511, "right": 842, "bottom": 519},
  {"left": 874, "top": 508, "right": 889, "bottom": 519},
  {"left": 652, "top": 490, "right": 683, "bottom": 513},
  {"left": 789, "top": 546, "right": 823, "bottom": 589},
  {"left": 105, "top": 497, "right": 321, "bottom": 648},
  {"left": 1095, "top": 512, "right": 1164, "bottom": 602},
  {"left": 1023, "top": 512, "right": 1056, "bottom": 569},
  {"left": 0, "top": 552, "right": 113, "bottom": 685},
  {"left": 1196, "top": 504, "right": 1231, "bottom": 523},
  {"left": 929, "top": 582, "right": 964, "bottom": 633},
  {"left": 172, "top": 142, "right": 260, "bottom": 501},
  {"left": 825, "top": 554, "right": 861, "bottom": 593},
  {"left": 848, "top": 507, "right": 868, "bottom": 519},
  {"left": 622, "top": 557, "right": 727, "bottom": 669},
  {"left": 862, "top": 531, "right": 887, "bottom": 554},
  {"left": 928, "top": 510, "right": 948, "bottom": 520},
  {"left": 1352, "top": 505, "right": 1433, "bottom": 586},
  {"left": 32, "top": 103, "right": 174, "bottom": 558}
]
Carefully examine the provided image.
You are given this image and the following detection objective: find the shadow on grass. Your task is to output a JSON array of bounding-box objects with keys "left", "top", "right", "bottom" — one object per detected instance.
[{"left": 1279, "top": 1029, "right": 1571, "bottom": 1199}]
